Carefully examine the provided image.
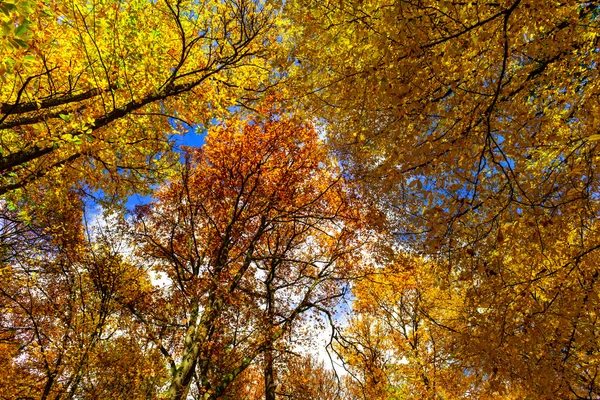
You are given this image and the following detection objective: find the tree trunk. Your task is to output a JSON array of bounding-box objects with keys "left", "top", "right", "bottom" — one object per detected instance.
[{"left": 264, "top": 261, "right": 277, "bottom": 400}]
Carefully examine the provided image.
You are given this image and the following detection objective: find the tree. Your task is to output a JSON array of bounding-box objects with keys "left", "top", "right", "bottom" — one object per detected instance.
[
  {"left": 277, "top": 354, "right": 341, "bottom": 400},
  {"left": 338, "top": 247, "right": 600, "bottom": 399},
  {"left": 1, "top": 0, "right": 284, "bottom": 207},
  {"left": 129, "top": 104, "right": 364, "bottom": 400},
  {"left": 220, "top": 353, "right": 344, "bottom": 400},
  {"left": 337, "top": 258, "right": 502, "bottom": 400},
  {"left": 0, "top": 207, "right": 166, "bottom": 399},
  {"left": 0, "top": 0, "right": 287, "bottom": 323},
  {"left": 287, "top": 0, "right": 600, "bottom": 250},
  {"left": 287, "top": 0, "right": 600, "bottom": 397}
]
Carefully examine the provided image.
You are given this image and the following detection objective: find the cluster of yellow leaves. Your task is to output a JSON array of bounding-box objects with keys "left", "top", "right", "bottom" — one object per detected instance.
[
  {"left": 285, "top": 0, "right": 600, "bottom": 397},
  {"left": 0, "top": 0, "right": 289, "bottom": 215},
  {"left": 0, "top": 0, "right": 34, "bottom": 76},
  {"left": 340, "top": 219, "right": 600, "bottom": 399},
  {"left": 286, "top": 0, "right": 600, "bottom": 252}
]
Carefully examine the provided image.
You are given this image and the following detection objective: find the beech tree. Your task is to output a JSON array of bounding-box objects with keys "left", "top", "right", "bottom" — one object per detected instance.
[
  {"left": 129, "top": 105, "right": 364, "bottom": 400},
  {"left": 0, "top": 206, "right": 166, "bottom": 399},
  {"left": 0, "top": 0, "right": 285, "bottom": 207},
  {"left": 287, "top": 1, "right": 600, "bottom": 397}
]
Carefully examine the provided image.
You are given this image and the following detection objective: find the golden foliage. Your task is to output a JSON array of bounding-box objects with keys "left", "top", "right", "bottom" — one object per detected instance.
[
  {"left": 131, "top": 104, "right": 363, "bottom": 399},
  {"left": 4, "top": 0, "right": 600, "bottom": 398},
  {"left": 287, "top": 1, "right": 600, "bottom": 398},
  {"left": 0, "top": 0, "right": 285, "bottom": 206}
]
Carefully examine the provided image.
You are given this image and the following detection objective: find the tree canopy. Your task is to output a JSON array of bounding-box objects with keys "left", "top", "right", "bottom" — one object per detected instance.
[
  {"left": 286, "top": 1, "right": 600, "bottom": 396},
  {"left": 3, "top": 0, "right": 600, "bottom": 398},
  {"left": 1, "top": 0, "right": 284, "bottom": 206}
]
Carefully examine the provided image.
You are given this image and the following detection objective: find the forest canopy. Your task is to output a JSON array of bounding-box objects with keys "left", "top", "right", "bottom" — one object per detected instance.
[{"left": 2, "top": 0, "right": 600, "bottom": 399}]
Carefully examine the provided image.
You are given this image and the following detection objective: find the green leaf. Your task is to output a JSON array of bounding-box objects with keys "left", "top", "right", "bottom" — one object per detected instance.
[
  {"left": 0, "top": 4, "right": 11, "bottom": 17},
  {"left": 15, "top": 20, "right": 28, "bottom": 37},
  {"left": 7, "top": 38, "right": 19, "bottom": 49},
  {"left": 13, "top": 37, "right": 27, "bottom": 47},
  {"left": 1, "top": 3, "right": 16, "bottom": 12}
]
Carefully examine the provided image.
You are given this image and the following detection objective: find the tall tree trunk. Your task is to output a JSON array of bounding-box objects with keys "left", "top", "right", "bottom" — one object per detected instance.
[
  {"left": 265, "top": 347, "right": 276, "bottom": 400},
  {"left": 166, "top": 300, "right": 204, "bottom": 400},
  {"left": 264, "top": 261, "right": 277, "bottom": 400}
]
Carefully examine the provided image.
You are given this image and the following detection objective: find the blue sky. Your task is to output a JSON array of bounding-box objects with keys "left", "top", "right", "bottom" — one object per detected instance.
[{"left": 123, "top": 127, "right": 207, "bottom": 210}]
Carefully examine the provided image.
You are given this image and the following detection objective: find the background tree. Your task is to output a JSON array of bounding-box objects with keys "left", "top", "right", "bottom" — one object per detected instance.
[
  {"left": 337, "top": 258, "right": 498, "bottom": 400},
  {"left": 337, "top": 247, "right": 600, "bottom": 399},
  {"left": 0, "top": 207, "right": 166, "bottom": 399},
  {"left": 277, "top": 354, "right": 342, "bottom": 400},
  {"left": 220, "top": 353, "right": 343, "bottom": 400}
]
